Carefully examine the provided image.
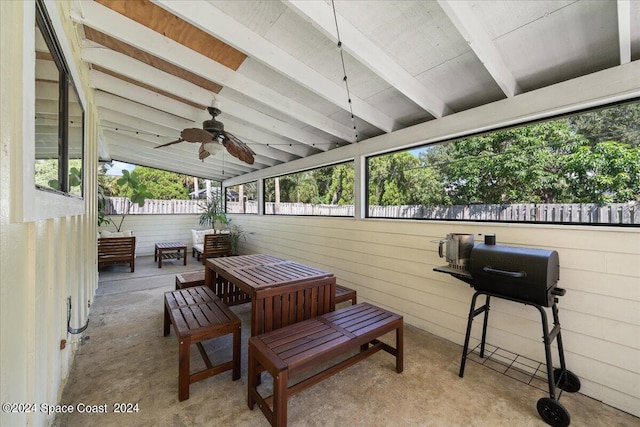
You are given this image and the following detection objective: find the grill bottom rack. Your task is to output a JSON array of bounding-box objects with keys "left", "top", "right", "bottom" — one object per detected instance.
[
  {"left": 466, "top": 342, "right": 551, "bottom": 392},
  {"left": 459, "top": 290, "right": 581, "bottom": 427}
]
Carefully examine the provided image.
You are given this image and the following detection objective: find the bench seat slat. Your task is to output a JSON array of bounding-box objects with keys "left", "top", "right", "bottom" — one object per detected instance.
[
  {"left": 343, "top": 313, "right": 395, "bottom": 333},
  {"left": 279, "top": 332, "right": 349, "bottom": 366},
  {"left": 271, "top": 326, "right": 340, "bottom": 354},
  {"left": 320, "top": 303, "right": 373, "bottom": 322},
  {"left": 248, "top": 302, "right": 403, "bottom": 427},
  {"left": 261, "top": 321, "right": 327, "bottom": 346}
]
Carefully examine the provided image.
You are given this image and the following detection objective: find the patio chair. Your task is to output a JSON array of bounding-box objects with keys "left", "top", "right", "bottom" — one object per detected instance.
[{"left": 198, "top": 233, "right": 232, "bottom": 264}]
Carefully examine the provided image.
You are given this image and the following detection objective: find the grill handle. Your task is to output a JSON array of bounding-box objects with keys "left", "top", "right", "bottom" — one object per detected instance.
[{"left": 482, "top": 266, "right": 527, "bottom": 279}]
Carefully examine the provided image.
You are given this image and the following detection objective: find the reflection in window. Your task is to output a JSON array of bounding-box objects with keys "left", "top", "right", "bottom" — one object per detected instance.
[
  {"left": 34, "top": 0, "right": 84, "bottom": 197},
  {"left": 226, "top": 182, "right": 257, "bottom": 214},
  {"left": 68, "top": 84, "right": 84, "bottom": 196},
  {"left": 34, "top": 20, "right": 60, "bottom": 192},
  {"left": 264, "top": 162, "right": 354, "bottom": 216},
  {"left": 367, "top": 101, "right": 640, "bottom": 225}
]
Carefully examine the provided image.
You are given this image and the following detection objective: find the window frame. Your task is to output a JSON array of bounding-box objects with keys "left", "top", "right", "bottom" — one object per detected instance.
[
  {"left": 18, "top": 0, "right": 87, "bottom": 222},
  {"left": 262, "top": 160, "right": 355, "bottom": 217},
  {"left": 364, "top": 98, "right": 640, "bottom": 227},
  {"left": 225, "top": 181, "right": 258, "bottom": 215}
]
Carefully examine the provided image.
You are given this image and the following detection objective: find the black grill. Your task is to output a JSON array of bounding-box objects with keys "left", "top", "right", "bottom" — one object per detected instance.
[
  {"left": 434, "top": 235, "right": 580, "bottom": 427},
  {"left": 469, "top": 243, "right": 561, "bottom": 307}
]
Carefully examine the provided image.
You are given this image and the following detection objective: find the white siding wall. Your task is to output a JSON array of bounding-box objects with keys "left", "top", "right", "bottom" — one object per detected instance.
[
  {"left": 225, "top": 214, "right": 639, "bottom": 417},
  {"left": 98, "top": 212, "right": 640, "bottom": 416},
  {"left": 99, "top": 214, "right": 205, "bottom": 256},
  {"left": 0, "top": 2, "right": 99, "bottom": 426}
]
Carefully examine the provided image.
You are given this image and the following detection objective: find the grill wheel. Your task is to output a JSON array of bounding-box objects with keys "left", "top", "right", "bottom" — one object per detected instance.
[
  {"left": 554, "top": 368, "right": 581, "bottom": 393},
  {"left": 537, "top": 398, "right": 571, "bottom": 427}
]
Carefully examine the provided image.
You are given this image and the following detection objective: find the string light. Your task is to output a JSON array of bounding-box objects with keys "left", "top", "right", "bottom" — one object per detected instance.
[
  {"left": 94, "top": 124, "right": 339, "bottom": 147},
  {"left": 332, "top": 0, "right": 358, "bottom": 143}
]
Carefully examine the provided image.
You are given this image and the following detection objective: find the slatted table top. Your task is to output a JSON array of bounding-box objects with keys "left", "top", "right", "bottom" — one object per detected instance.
[
  {"left": 207, "top": 254, "right": 333, "bottom": 291},
  {"left": 208, "top": 254, "right": 286, "bottom": 270},
  {"left": 155, "top": 241, "right": 187, "bottom": 249}
]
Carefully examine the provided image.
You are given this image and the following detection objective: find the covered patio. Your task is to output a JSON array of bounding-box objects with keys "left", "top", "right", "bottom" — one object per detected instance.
[
  {"left": 1, "top": 1, "right": 639, "bottom": 426},
  {"left": 54, "top": 256, "right": 637, "bottom": 426}
]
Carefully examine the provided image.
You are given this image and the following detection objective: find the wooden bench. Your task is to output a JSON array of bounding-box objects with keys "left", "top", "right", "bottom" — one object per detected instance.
[
  {"left": 175, "top": 271, "right": 206, "bottom": 290},
  {"left": 335, "top": 284, "right": 357, "bottom": 305},
  {"left": 98, "top": 236, "right": 136, "bottom": 272},
  {"left": 164, "top": 286, "right": 241, "bottom": 401},
  {"left": 248, "top": 303, "right": 403, "bottom": 427}
]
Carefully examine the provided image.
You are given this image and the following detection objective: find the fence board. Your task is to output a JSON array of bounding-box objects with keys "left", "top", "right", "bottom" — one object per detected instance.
[{"left": 105, "top": 197, "right": 638, "bottom": 224}]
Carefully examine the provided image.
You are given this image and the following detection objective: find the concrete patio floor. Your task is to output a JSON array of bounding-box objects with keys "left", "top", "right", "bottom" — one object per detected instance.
[{"left": 54, "top": 255, "right": 639, "bottom": 427}]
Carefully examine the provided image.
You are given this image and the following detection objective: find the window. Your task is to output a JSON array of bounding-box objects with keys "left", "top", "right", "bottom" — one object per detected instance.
[
  {"left": 34, "top": 0, "right": 84, "bottom": 197},
  {"left": 226, "top": 182, "right": 258, "bottom": 214},
  {"left": 367, "top": 100, "right": 640, "bottom": 225},
  {"left": 264, "top": 162, "right": 354, "bottom": 216}
]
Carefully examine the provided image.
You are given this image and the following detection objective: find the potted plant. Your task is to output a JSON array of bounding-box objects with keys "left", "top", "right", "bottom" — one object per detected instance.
[
  {"left": 215, "top": 215, "right": 246, "bottom": 255},
  {"left": 198, "top": 193, "right": 227, "bottom": 232}
]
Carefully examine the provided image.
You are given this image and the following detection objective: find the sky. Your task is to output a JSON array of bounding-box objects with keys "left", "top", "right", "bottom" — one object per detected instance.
[{"left": 104, "top": 161, "right": 136, "bottom": 176}]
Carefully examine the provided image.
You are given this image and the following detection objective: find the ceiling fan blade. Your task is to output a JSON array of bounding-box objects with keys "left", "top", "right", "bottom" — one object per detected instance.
[
  {"left": 223, "top": 131, "right": 255, "bottom": 164},
  {"left": 222, "top": 138, "right": 242, "bottom": 160},
  {"left": 198, "top": 143, "right": 211, "bottom": 160},
  {"left": 181, "top": 128, "right": 214, "bottom": 143},
  {"left": 154, "top": 138, "right": 184, "bottom": 149}
]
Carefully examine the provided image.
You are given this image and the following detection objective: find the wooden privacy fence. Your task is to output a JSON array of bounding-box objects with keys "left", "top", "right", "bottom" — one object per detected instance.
[
  {"left": 105, "top": 197, "right": 639, "bottom": 224},
  {"left": 368, "top": 203, "right": 640, "bottom": 224},
  {"left": 105, "top": 198, "right": 204, "bottom": 214}
]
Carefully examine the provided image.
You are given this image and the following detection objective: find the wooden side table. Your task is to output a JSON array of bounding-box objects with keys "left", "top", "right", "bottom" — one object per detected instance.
[{"left": 154, "top": 242, "right": 187, "bottom": 268}]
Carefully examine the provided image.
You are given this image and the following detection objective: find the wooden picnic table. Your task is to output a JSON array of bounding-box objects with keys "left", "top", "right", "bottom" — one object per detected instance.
[{"left": 205, "top": 254, "right": 336, "bottom": 336}]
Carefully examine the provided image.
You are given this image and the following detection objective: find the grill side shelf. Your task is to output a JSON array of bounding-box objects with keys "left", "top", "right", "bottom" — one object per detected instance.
[{"left": 433, "top": 265, "right": 473, "bottom": 286}]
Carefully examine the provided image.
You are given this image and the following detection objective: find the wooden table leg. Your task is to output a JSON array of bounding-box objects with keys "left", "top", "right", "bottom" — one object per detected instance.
[
  {"left": 178, "top": 336, "right": 190, "bottom": 401},
  {"left": 233, "top": 323, "right": 241, "bottom": 380},
  {"left": 247, "top": 342, "right": 256, "bottom": 409},
  {"left": 396, "top": 322, "right": 404, "bottom": 373},
  {"left": 183, "top": 248, "right": 187, "bottom": 266},
  {"left": 158, "top": 249, "right": 163, "bottom": 268},
  {"left": 163, "top": 302, "right": 171, "bottom": 336}
]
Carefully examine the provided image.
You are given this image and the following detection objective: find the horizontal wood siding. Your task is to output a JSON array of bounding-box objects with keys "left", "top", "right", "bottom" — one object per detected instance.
[
  {"left": 99, "top": 214, "right": 203, "bottom": 256},
  {"left": 224, "top": 214, "right": 640, "bottom": 417}
]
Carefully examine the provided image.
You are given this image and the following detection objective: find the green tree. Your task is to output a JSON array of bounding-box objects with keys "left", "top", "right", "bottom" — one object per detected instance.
[
  {"left": 368, "top": 152, "right": 447, "bottom": 206},
  {"left": 100, "top": 169, "right": 153, "bottom": 231},
  {"left": 116, "top": 166, "right": 191, "bottom": 200},
  {"left": 569, "top": 103, "right": 640, "bottom": 147},
  {"left": 560, "top": 140, "right": 640, "bottom": 203},
  {"left": 325, "top": 163, "right": 354, "bottom": 204},
  {"left": 434, "top": 121, "right": 579, "bottom": 204}
]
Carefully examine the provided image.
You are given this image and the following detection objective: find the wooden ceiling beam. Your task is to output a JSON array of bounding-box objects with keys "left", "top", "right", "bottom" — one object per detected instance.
[
  {"left": 438, "top": 0, "right": 520, "bottom": 98},
  {"left": 617, "top": 0, "right": 632, "bottom": 64},
  {"left": 89, "top": 71, "right": 311, "bottom": 162},
  {"left": 72, "top": 1, "right": 357, "bottom": 142},
  {"left": 83, "top": 49, "right": 329, "bottom": 155},
  {"left": 102, "top": 128, "right": 257, "bottom": 175},
  {"left": 285, "top": 0, "right": 453, "bottom": 118},
  {"left": 153, "top": 0, "right": 397, "bottom": 133}
]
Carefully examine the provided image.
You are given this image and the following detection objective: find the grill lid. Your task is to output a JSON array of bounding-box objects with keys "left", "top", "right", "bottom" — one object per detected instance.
[{"left": 469, "top": 243, "right": 560, "bottom": 306}]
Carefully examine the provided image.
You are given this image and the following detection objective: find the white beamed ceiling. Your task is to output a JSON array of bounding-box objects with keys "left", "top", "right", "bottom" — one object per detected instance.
[{"left": 65, "top": 0, "right": 637, "bottom": 182}]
